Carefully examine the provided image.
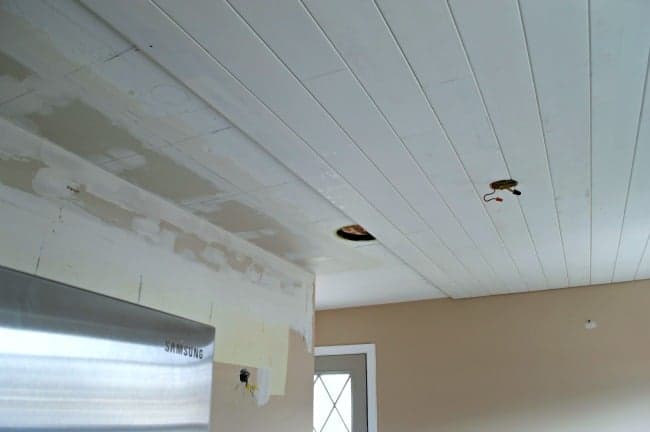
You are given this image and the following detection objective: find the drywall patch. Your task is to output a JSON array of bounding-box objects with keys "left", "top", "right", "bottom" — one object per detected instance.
[
  {"left": 201, "top": 200, "right": 306, "bottom": 262},
  {"left": 195, "top": 197, "right": 381, "bottom": 274},
  {"left": 0, "top": 156, "right": 138, "bottom": 231},
  {"left": 0, "top": 50, "right": 33, "bottom": 81},
  {"left": 23, "top": 99, "right": 223, "bottom": 202},
  {"left": 201, "top": 246, "right": 227, "bottom": 270},
  {"left": 117, "top": 147, "right": 222, "bottom": 202},
  {"left": 162, "top": 220, "right": 270, "bottom": 283},
  {"left": 0, "top": 158, "right": 45, "bottom": 193},
  {"left": 173, "top": 228, "right": 213, "bottom": 261},
  {"left": 201, "top": 200, "right": 283, "bottom": 233},
  {"left": 31, "top": 168, "right": 78, "bottom": 199},
  {"left": 0, "top": 118, "right": 309, "bottom": 287},
  {"left": 132, "top": 217, "right": 176, "bottom": 251},
  {"left": 73, "top": 187, "right": 138, "bottom": 229},
  {"left": 25, "top": 99, "right": 149, "bottom": 160}
]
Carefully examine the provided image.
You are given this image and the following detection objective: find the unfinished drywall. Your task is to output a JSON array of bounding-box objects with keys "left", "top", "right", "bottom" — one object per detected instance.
[
  {"left": 317, "top": 281, "right": 650, "bottom": 432},
  {"left": 0, "top": 117, "right": 314, "bottom": 399}
]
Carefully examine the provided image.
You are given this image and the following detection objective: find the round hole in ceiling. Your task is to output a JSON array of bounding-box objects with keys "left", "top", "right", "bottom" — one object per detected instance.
[{"left": 336, "top": 224, "right": 376, "bottom": 242}]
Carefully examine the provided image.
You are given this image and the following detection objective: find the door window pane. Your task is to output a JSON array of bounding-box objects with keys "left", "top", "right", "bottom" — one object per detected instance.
[
  {"left": 313, "top": 373, "right": 351, "bottom": 432},
  {"left": 321, "top": 409, "right": 347, "bottom": 432},
  {"left": 337, "top": 379, "right": 352, "bottom": 430},
  {"left": 314, "top": 376, "right": 334, "bottom": 432}
]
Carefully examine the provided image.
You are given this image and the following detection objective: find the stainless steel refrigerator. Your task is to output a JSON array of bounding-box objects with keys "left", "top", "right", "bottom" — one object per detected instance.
[{"left": 0, "top": 265, "right": 215, "bottom": 431}]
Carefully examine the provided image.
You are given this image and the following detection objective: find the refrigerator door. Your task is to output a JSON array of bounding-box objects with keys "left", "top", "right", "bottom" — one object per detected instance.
[{"left": 0, "top": 265, "right": 215, "bottom": 431}]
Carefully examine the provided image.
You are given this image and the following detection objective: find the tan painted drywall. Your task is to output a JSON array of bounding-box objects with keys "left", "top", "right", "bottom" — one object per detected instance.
[{"left": 316, "top": 281, "right": 650, "bottom": 432}]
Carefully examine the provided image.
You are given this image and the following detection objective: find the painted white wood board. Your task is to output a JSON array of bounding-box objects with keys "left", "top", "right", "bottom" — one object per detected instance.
[
  {"left": 447, "top": 0, "right": 567, "bottom": 289},
  {"left": 302, "top": 0, "right": 435, "bottom": 138},
  {"left": 518, "top": 0, "right": 591, "bottom": 287},
  {"left": 401, "top": 129, "right": 525, "bottom": 294},
  {"left": 357, "top": 0, "right": 540, "bottom": 292},
  {"left": 406, "top": 230, "right": 482, "bottom": 293},
  {"left": 226, "top": 0, "right": 344, "bottom": 81},
  {"left": 613, "top": 59, "right": 650, "bottom": 282},
  {"left": 590, "top": 0, "right": 650, "bottom": 283},
  {"left": 305, "top": 69, "right": 498, "bottom": 291}
]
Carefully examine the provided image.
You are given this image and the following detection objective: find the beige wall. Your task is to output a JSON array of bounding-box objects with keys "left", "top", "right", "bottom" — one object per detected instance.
[{"left": 316, "top": 280, "right": 650, "bottom": 432}]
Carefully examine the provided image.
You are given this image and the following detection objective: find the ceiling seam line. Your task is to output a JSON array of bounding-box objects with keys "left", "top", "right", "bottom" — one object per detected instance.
[
  {"left": 224, "top": 0, "right": 480, "bottom": 293},
  {"left": 0, "top": 89, "right": 34, "bottom": 108},
  {"left": 587, "top": 0, "right": 593, "bottom": 285},
  {"left": 515, "top": 0, "right": 570, "bottom": 287},
  {"left": 621, "top": 48, "right": 650, "bottom": 280},
  {"left": 444, "top": 0, "right": 548, "bottom": 290},
  {"left": 144, "top": 0, "right": 455, "bottom": 297},
  {"left": 290, "top": 0, "right": 496, "bottom": 292},
  {"left": 371, "top": 0, "right": 526, "bottom": 294},
  {"left": 633, "top": 232, "right": 650, "bottom": 280},
  {"left": 169, "top": 125, "right": 232, "bottom": 146}
]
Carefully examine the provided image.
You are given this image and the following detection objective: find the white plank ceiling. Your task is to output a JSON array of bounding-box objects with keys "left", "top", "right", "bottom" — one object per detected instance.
[{"left": 2, "top": 0, "right": 650, "bottom": 309}]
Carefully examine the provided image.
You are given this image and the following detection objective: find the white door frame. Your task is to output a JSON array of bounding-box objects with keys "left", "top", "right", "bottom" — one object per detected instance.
[{"left": 315, "top": 344, "right": 377, "bottom": 432}]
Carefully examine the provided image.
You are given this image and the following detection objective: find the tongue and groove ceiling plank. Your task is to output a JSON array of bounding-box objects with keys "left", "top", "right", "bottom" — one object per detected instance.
[
  {"left": 80, "top": 0, "right": 650, "bottom": 299},
  {"left": 589, "top": 0, "right": 650, "bottom": 284}
]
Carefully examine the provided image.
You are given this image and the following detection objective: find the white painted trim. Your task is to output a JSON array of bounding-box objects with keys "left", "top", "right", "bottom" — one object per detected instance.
[{"left": 315, "top": 344, "right": 377, "bottom": 432}]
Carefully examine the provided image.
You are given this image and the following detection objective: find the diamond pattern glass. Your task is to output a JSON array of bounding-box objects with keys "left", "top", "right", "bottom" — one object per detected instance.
[{"left": 313, "top": 373, "right": 351, "bottom": 432}]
